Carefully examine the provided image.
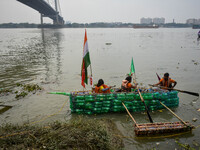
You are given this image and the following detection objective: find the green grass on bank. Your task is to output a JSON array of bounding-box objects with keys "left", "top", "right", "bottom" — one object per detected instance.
[{"left": 0, "top": 117, "right": 124, "bottom": 150}]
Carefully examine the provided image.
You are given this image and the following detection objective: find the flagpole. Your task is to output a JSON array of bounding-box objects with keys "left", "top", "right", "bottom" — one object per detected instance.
[
  {"left": 90, "top": 64, "right": 93, "bottom": 77},
  {"left": 90, "top": 64, "right": 93, "bottom": 91}
]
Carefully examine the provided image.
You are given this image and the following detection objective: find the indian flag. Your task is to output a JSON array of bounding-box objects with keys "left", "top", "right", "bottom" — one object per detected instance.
[{"left": 81, "top": 29, "right": 91, "bottom": 88}]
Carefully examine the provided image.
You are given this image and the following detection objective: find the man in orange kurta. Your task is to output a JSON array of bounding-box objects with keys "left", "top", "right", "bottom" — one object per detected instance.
[{"left": 154, "top": 73, "right": 177, "bottom": 89}]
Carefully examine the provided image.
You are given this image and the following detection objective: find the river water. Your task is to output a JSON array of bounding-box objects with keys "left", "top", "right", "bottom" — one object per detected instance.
[{"left": 0, "top": 28, "right": 200, "bottom": 149}]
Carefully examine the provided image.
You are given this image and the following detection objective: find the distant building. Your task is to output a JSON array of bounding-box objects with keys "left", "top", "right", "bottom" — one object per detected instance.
[
  {"left": 140, "top": 18, "right": 152, "bottom": 24},
  {"left": 197, "top": 19, "right": 200, "bottom": 25},
  {"left": 114, "top": 22, "right": 123, "bottom": 25},
  {"left": 153, "top": 18, "right": 165, "bottom": 24},
  {"left": 65, "top": 21, "right": 71, "bottom": 24},
  {"left": 140, "top": 17, "right": 165, "bottom": 24},
  {"left": 186, "top": 18, "right": 200, "bottom": 25}
]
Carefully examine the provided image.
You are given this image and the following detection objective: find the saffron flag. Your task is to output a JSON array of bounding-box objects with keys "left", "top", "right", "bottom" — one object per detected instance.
[
  {"left": 81, "top": 29, "right": 91, "bottom": 88},
  {"left": 129, "top": 57, "right": 135, "bottom": 76}
]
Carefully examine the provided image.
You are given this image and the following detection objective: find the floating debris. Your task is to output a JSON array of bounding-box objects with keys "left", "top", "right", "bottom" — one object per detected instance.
[
  {"left": 0, "top": 88, "right": 12, "bottom": 96},
  {"left": 0, "top": 105, "right": 12, "bottom": 114},
  {"left": 192, "top": 118, "right": 197, "bottom": 122},
  {"left": 15, "top": 91, "right": 28, "bottom": 99},
  {"left": 192, "top": 140, "right": 199, "bottom": 147},
  {"left": 175, "top": 139, "right": 196, "bottom": 150},
  {"left": 15, "top": 83, "right": 42, "bottom": 99},
  {"left": 22, "top": 84, "right": 42, "bottom": 92},
  {"left": 191, "top": 60, "right": 199, "bottom": 65},
  {"left": 105, "top": 43, "right": 112, "bottom": 45},
  {"left": 0, "top": 83, "right": 42, "bottom": 99}
]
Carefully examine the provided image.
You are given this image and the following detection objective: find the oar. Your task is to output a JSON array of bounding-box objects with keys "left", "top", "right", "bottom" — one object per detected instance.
[
  {"left": 149, "top": 84, "right": 199, "bottom": 97},
  {"left": 133, "top": 75, "right": 154, "bottom": 123}
]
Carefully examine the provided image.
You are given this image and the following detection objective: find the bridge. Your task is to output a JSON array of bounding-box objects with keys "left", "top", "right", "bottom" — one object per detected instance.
[{"left": 17, "top": 0, "right": 64, "bottom": 25}]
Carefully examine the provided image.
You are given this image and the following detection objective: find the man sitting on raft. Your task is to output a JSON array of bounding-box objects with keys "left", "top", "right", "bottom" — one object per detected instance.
[
  {"left": 121, "top": 76, "right": 137, "bottom": 92},
  {"left": 154, "top": 73, "right": 177, "bottom": 89},
  {"left": 95, "top": 79, "right": 111, "bottom": 93}
]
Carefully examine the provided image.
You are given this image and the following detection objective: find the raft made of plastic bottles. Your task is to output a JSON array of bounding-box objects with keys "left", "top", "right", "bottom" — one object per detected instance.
[{"left": 69, "top": 90, "right": 179, "bottom": 115}]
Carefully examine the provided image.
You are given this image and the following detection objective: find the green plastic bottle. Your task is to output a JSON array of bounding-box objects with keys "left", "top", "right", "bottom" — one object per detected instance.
[
  {"left": 132, "top": 106, "right": 137, "bottom": 112},
  {"left": 113, "top": 99, "right": 122, "bottom": 104},
  {"left": 84, "top": 110, "right": 93, "bottom": 115},
  {"left": 76, "top": 102, "right": 85, "bottom": 106},
  {"left": 124, "top": 101, "right": 133, "bottom": 106},
  {"left": 149, "top": 106, "right": 157, "bottom": 111},
  {"left": 75, "top": 95, "right": 85, "bottom": 100},
  {"left": 117, "top": 93, "right": 126, "bottom": 100},
  {"left": 75, "top": 109, "right": 84, "bottom": 114},
  {"left": 113, "top": 105, "right": 122, "bottom": 109},
  {"left": 103, "top": 103, "right": 111, "bottom": 107},
  {"left": 85, "top": 95, "right": 95, "bottom": 102},
  {"left": 93, "top": 108, "right": 101, "bottom": 111},
  {"left": 126, "top": 93, "right": 135, "bottom": 100},
  {"left": 75, "top": 99, "right": 85, "bottom": 103},
  {"left": 161, "top": 93, "right": 169, "bottom": 100},
  {"left": 150, "top": 100, "right": 158, "bottom": 106},
  {"left": 85, "top": 103, "right": 93, "bottom": 109},
  {"left": 133, "top": 100, "right": 140, "bottom": 106},
  {"left": 106, "top": 93, "right": 115, "bottom": 98},
  {"left": 94, "top": 102, "right": 102, "bottom": 108},
  {"left": 102, "top": 107, "right": 110, "bottom": 111},
  {"left": 96, "top": 94, "right": 106, "bottom": 101},
  {"left": 112, "top": 108, "right": 121, "bottom": 112},
  {"left": 144, "top": 100, "right": 150, "bottom": 106},
  {"left": 140, "top": 106, "right": 146, "bottom": 112},
  {"left": 135, "top": 94, "right": 141, "bottom": 100},
  {"left": 103, "top": 101, "right": 112, "bottom": 104}
]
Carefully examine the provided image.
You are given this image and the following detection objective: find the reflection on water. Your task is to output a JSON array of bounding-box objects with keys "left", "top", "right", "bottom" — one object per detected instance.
[
  {"left": 0, "top": 28, "right": 200, "bottom": 149},
  {"left": 0, "top": 29, "right": 64, "bottom": 89}
]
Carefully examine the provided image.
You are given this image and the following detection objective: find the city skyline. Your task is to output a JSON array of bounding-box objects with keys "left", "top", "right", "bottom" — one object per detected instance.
[{"left": 0, "top": 0, "right": 200, "bottom": 24}]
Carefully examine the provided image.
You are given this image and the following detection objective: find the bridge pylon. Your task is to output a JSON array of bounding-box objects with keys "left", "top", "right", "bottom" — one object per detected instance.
[{"left": 17, "top": 0, "right": 65, "bottom": 26}]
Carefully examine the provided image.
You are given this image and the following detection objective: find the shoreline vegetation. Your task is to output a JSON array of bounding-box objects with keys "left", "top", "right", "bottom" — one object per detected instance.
[
  {"left": 0, "top": 117, "right": 124, "bottom": 150},
  {"left": 0, "top": 22, "right": 193, "bottom": 28}
]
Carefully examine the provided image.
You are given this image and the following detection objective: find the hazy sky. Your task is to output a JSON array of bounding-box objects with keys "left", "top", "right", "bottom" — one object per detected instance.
[{"left": 0, "top": 0, "right": 199, "bottom": 24}]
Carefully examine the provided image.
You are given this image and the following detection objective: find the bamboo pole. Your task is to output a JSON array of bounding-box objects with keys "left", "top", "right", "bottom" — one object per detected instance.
[
  {"left": 159, "top": 101, "right": 190, "bottom": 127},
  {"left": 122, "top": 102, "right": 139, "bottom": 128}
]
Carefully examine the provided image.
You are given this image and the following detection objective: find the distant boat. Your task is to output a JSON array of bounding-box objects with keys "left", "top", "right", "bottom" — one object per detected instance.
[
  {"left": 133, "top": 24, "right": 159, "bottom": 29},
  {"left": 192, "top": 25, "right": 200, "bottom": 29}
]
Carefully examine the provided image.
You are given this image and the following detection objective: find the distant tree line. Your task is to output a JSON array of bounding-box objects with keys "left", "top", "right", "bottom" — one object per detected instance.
[
  {"left": 0, "top": 22, "right": 193, "bottom": 28},
  {"left": 65, "top": 22, "right": 134, "bottom": 28},
  {"left": 0, "top": 23, "right": 38, "bottom": 28}
]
